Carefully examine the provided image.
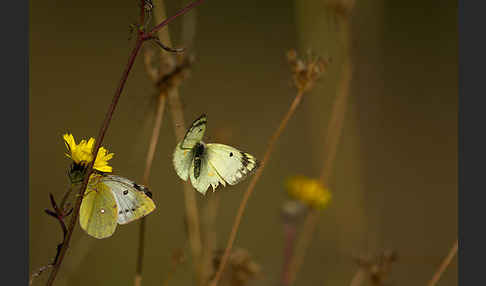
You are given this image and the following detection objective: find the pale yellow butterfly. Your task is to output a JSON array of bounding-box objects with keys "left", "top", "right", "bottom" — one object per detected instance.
[
  {"left": 79, "top": 174, "right": 156, "bottom": 239},
  {"left": 173, "top": 114, "right": 259, "bottom": 195}
]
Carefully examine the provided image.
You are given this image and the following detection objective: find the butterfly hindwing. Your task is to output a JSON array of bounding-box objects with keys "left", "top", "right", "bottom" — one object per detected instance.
[
  {"left": 80, "top": 176, "right": 118, "bottom": 239},
  {"left": 181, "top": 114, "right": 207, "bottom": 149},
  {"left": 189, "top": 146, "right": 226, "bottom": 195},
  {"left": 101, "top": 175, "right": 156, "bottom": 225},
  {"left": 206, "top": 143, "right": 258, "bottom": 185}
]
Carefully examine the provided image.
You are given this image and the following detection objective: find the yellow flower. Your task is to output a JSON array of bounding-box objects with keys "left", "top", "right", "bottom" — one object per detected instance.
[
  {"left": 63, "top": 133, "right": 114, "bottom": 173},
  {"left": 286, "top": 175, "right": 331, "bottom": 210}
]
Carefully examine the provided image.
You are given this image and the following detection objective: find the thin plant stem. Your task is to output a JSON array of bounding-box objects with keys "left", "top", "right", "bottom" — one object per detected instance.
[
  {"left": 210, "top": 89, "right": 307, "bottom": 286},
  {"left": 319, "top": 58, "right": 352, "bottom": 184},
  {"left": 201, "top": 192, "right": 221, "bottom": 283},
  {"left": 285, "top": 59, "right": 353, "bottom": 286},
  {"left": 285, "top": 10, "right": 354, "bottom": 283},
  {"left": 426, "top": 240, "right": 458, "bottom": 286},
  {"left": 143, "top": 95, "right": 167, "bottom": 184},
  {"left": 134, "top": 94, "right": 167, "bottom": 286},
  {"left": 283, "top": 210, "right": 319, "bottom": 286},
  {"left": 280, "top": 222, "right": 298, "bottom": 286},
  {"left": 44, "top": 1, "right": 203, "bottom": 284},
  {"left": 168, "top": 89, "right": 204, "bottom": 282},
  {"left": 147, "top": 0, "right": 204, "bottom": 37},
  {"left": 46, "top": 38, "right": 144, "bottom": 286},
  {"left": 153, "top": 1, "right": 203, "bottom": 284}
]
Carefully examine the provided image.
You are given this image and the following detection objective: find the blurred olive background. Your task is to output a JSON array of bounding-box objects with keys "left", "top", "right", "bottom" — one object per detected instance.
[{"left": 30, "top": 0, "right": 457, "bottom": 285}]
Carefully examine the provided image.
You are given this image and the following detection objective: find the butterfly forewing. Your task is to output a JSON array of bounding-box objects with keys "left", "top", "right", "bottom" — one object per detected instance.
[
  {"left": 180, "top": 114, "right": 207, "bottom": 149},
  {"left": 205, "top": 143, "right": 258, "bottom": 185}
]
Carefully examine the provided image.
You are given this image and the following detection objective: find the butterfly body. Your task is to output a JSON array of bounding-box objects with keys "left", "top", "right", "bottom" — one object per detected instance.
[
  {"left": 79, "top": 174, "right": 156, "bottom": 239},
  {"left": 173, "top": 114, "right": 259, "bottom": 195},
  {"left": 193, "top": 142, "right": 206, "bottom": 179}
]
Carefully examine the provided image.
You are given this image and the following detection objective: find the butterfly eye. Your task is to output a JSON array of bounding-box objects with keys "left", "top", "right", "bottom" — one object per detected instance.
[{"left": 229, "top": 152, "right": 233, "bottom": 157}]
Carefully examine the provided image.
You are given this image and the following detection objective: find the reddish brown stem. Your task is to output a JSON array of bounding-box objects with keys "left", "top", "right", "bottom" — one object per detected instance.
[
  {"left": 44, "top": 1, "right": 202, "bottom": 284},
  {"left": 46, "top": 38, "right": 144, "bottom": 286},
  {"left": 147, "top": 0, "right": 204, "bottom": 37},
  {"left": 280, "top": 223, "right": 297, "bottom": 286}
]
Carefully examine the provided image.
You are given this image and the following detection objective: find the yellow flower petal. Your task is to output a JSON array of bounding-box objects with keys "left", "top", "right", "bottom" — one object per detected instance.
[{"left": 62, "top": 133, "right": 114, "bottom": 173}]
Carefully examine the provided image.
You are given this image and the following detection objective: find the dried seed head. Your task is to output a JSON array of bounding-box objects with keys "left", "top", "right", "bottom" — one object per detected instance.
[
  {"left": 326, "top": 0, "right": 355, "bottom": 18},
  {"left": 287, "top": 49, "right": 330, "bottom": 92},
  {"left": 353, "top": 250, "right": 398, "bottom": 286},
  {"left": 213, "top": 248, "right": 261, "bottom": 286}
]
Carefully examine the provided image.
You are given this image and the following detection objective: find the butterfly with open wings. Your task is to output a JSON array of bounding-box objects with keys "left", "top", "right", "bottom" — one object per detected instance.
[{"left": 173, "top": 114, "right": 259, "bottom": 195}]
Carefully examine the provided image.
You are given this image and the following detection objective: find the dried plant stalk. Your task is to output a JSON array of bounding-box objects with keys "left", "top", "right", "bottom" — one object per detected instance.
[
  {"left": 286, "top": 60, "right": 352, "bottom": 286},
  {"left": 154, "top": 1, "right": 203, "bottom": 283},
  {"left": 285, "top": 1, "right": 355, "bottom": 283},
  {"left": 210, "top": 49, "right": 328, "bottom": 286},
  {"left": 427, "top": 240, "right": 458, "bottom": 286},
  {"left": 134, "top": 94, "right": 167, "bottom": 286},
  {"left": 200, "top": 192, "right": 221, "bottom": 283},
  {"left": 283, "top": 210, "right": 319, "bottom": 285},
  {"left": 211, "top": 85, "right": 312, "bottom": 286}
]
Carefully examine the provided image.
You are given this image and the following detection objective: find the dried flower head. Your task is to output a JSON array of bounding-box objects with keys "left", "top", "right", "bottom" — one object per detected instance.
[
  {"left": 63, "top": 133, "right": 114, "bottom": 173},
  {"left": 213, "top": 248, "right": 261, "bottom": 286},
  {"left": 287, "top": 49, "right": 330, "bottom": 92},
  {"left": 286, "top": 175, "right": 331, "bottom": 210},
  {"left": 326, "top": 0, "right": 356, "bottom": 18},
  {"left": 355, "top": 250, "right": 398, "bottom": 286}
]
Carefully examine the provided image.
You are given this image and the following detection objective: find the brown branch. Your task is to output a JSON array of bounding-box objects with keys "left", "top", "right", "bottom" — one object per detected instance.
[
  {"left": 168, "top": 89, "right": 204, "bottom": 283},
  {"left": 152, "top": 1, "right": 204, "bottom": 285},
  {"left": 134, "top": 1, "right": 201, "bottom": 285},
  {"left": 44, "top": 1, "right": 203, "bottom": 285},
  {"left": 283, "top": 59, "right": 352, "bottom": 286},
  {"left": 210, "top": 87, "right": 308, "bottom": 286},
  {"left": 147, "top": 0, "right": 204, "bottom": 37},
  {"left": 319, "top": 59, "right": 352, "bottom": 184},
  {"left": 134, "top": 94, "right": 167, "bottom": 286},
  {"left": 285, "top": 3, "right": 355, "bottom": 281},
  {"left": 46, "top": 38, "right": 145, "bottom": 286},
  {"left": 210, "top": 49, "right": 328, "bottom": 286},
  {"left": 200, "top": 192, "right": 221, "bottom": 283},
  {"left": 283, "top": 210, "right": 319, "bottom": 285},
  {"left": 427, "top": 240, "right": 458, "bottom": 286}
]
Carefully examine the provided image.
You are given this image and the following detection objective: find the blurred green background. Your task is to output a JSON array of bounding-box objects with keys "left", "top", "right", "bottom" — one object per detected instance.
[{"left": 30, "top": 0, "right": 457, "bottom": 285}]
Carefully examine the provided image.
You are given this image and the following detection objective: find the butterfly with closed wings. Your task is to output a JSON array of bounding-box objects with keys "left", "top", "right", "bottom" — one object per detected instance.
[
  {"left": 79, "top": 174, "right": 156, "bottom": 239},
  {"left": 173, "top": 114, "right": 259, "bottom": 195}
]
